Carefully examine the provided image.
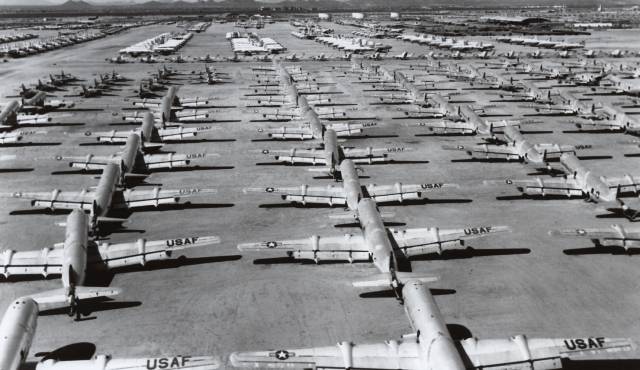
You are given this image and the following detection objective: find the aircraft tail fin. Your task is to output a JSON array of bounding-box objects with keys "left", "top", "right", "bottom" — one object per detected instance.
[{"left": 29, "top": 286, "right": 121, "bottom": 311}]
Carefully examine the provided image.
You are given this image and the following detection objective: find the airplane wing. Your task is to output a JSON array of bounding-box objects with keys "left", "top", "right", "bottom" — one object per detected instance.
[
  {"left": 230, "top": 338, "right": 422, "bottom": 369},
  {"left": 6, "top": 190, "right": 94, "bottom": 211},
  {"left": 389, "top": 225, "right": 510, "bottom": 257},
  {"left": 0, "top": 247, "right": 63, "bottom": 278},
  {"left": 158, "top": 126, "right": 208, "bottom": 140},
  {"left": 503, "top": 177, "right": 584, "bottom": 197},
  {"left": 452, "top": 144, "right": 520, "bottom": 160},
  {"left": 461, "top": 335, "right": 634, "bottom": 370},
  {"left": 342, "top": 146, "right": 410, "bottom": 160},
  {"left": 413, "top": 121, "right": 477, "bottom": 134},
  {"left": 563, "top": 119, "right": 624, "bottom": 131},
  {"left": 84, "top": 129, "right": 135, "bottom": 143},
  {"left": 326, "top": 122, "right": 376, "bottom": 136},
  {"left": 230, "top": 335, "right": 633, "bottom": 370},
  {"left": 534, "top": 143, "right": 577, "bottom": 156},
  {"left": 246, "top": 185, "right": 347, "bottom": 206},
  {"left": 117, "top": 187, "right": 217, "bottom": 209},
  {"left": 237, "top": 233, "right": 371, "bottom": 262},
  {"left": 57, "top": 154, "right": 117, "bottom": 170},
  {"left": 144, "top": 153, "right": 208, "bottom": 169},
  {"left": 34, "top": 355, "right": 221, "bottom": 370},
  {"left": 269, "top": 149, "right": 329, "bottom": 165},
  {"left": 365, "top": 183, "right": 458, "bottom": 203},
  {"left": 549, "top": 225, "right": 640, "bottom": 248},
  {"left": 604, "top": 175, "right": 640, "bottom": 193},
  {"left": 93, "top": 235, "right": 220, "bottom": 268}
]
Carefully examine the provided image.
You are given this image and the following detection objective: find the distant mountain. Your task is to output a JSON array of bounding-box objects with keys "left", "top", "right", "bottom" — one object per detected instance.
[
  {"left": 57, "top": 0, "right": 95, "bottom": 8},
  {"left": 1, "top": 0, "right": 637, "bottom": 10}
]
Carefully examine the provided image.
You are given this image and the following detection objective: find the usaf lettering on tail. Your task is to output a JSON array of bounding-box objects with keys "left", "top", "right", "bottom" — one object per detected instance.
[
  {"left": 464, "top": 227, "right": 493, "bottom": 235},
  {"left": 166, "top": 237, "right": 199, "bottom": 248},
  {"left": 146, "top": 356, "right": 192, "bottom": 369},
  {"left": 564, "top": 337, "right": 606, "bottom": 351}
]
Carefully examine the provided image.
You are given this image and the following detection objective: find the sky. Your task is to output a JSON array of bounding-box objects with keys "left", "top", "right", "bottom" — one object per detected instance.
[{"left": 0, "top": 0, "right": 287, "bottom": 4}]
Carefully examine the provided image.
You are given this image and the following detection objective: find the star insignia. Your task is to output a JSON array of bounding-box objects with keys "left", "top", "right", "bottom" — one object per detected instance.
[
  {"left": 266, "top": 241, "right": 278, "bottom": 248},
  {"left": 275, "top": 350, "right": 289, "bottom": 360}
]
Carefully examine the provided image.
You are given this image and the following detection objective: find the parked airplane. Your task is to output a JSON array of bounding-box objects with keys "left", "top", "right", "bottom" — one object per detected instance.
[
  {"left": 245, "top": 159, "right": 456, "bottom": 210},
  {"left": 499, "top": 153, "right": 640, "bottom": 218},
  {"left": 231, "top": 280, "right": 632, "bottom": 369},
  {"left": 412, "top": 105, "right": 527, "bottom": 136},
  {"left": 0, "top": 297, "right": 221, "bottom": 370},
  {"left": 1, "top": 209, "right": 219, "bottom": 316},
  {"left": 4, "top": 163, "right": 216, "bottom": 231},
  {"left": 445, "top": 126, "right": 581, "bottom": 166},
  {"left": 260, "top": 129, "right": 408, "bottom": 176},
  {"left": 550, "top": 224, "right": 640, "bottom": 252},
  {"left": 239, "top": 198, "right": 507, "bottom": 294},
  {"left": 0, "top": 100, "right": 51, "bottom": 130},
  {"left": 20, "top": 91, "right": 74, "bottom": 113},
  {"left": 55, "top": 133, "right": 212, "bottom": 185},
  {"left": 84, "top": 112, "right": 214, "bottom": 145}
]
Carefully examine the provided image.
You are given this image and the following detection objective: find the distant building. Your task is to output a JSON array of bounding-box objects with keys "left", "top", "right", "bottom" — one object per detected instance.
[
  {"left": 318, "top": 13, "right": 331, "bottom": 21},
  {"left": 390, "top": 12, "right": 400, "bottom": 19},
  {"left": 352, "top": 12, "right": 365, "bottom": 20}
]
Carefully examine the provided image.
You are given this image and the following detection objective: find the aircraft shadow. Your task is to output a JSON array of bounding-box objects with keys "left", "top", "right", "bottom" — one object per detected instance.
[
  {"left": 451, "top": 158, "right": 521, "bottom": 164},
  {"left": 150, "top": 165, "right": 234, "bottom": 173},
  {"left": 410, "top": 248, "right": 531, "bottom": 261},
  {"left": 577, "top": 155, "right": 613, "bottom": 160},
  {"left": 415, "top": 133, "right": 475, "bottom": 137},
  {"left": 85, "top": 255, "right": 242, "bottom": 287},
  {"left": 562, "top": 129, "right": 623, "bottom": 134},
  {"left": 252, "top": 257, "right": 365, "bottom": 266},
  {"left": 0, "top": 142, "right": 61, "bottom": 147},
  {"left": 116, "top": 255, "right": 241, "bottom": 274},
  {"left": 126, "top": 203, "right": 235, "bottom": 213},
  {"left": 0, "top": 274, "right": 61, "bottom": 283},
  {"left": 51, "top": 169, "right": 102, "bottom": 175},
  {"left": 519, "top": 130, "right": 554, "bottom": 134},
  {"left": 35, "top": 342, "right": 96, "bottom": 361},
  {"left": 0, "top": 168, "right": 34, "bottom": 173},
  {"left": 359, "top": 288, "right": 456, "bottom": 299},
  {"left": 379, "top": 198, "right": 473, "bottom": 205},
  {"left": 258, "top": 202, "right": 341, "bottom": 209},
  {"left": 334, "top": 221, "right": 406, "bottom": 228},
  {"left": 562, "top": 359, "right": 640, "bottom": 370},
  {"left": 168, "top": 138, "right": 236, "bottom": 144},
  {"left": 10, "top": 208, "right": 70, "bottom": 216},
  {"left": 496, "top": 194, "right": 577, "bottom": 201},
  {"left": 346, "top": 134, "right": 400, "bottom": 140},
  {"left": 40, "top": 299, "right": 142, "bottom": 318},
  {"left": 563, "top": 246, "right": 640, "bottom": 255},
  {"left": 596, "top": 209, "right": 639, "bottom": 221}
]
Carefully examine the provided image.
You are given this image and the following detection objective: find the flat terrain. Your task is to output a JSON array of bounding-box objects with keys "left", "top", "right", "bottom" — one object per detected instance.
[{"left": 0, "top": 21, "right": 640, "bottom": 369}]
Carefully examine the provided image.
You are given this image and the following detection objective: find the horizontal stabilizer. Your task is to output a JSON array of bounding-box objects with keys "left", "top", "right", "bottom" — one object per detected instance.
[
  {"left": 96, "top": 216, "right": 128, "bottom": 224},
  {"left": 352, "top": 272, "right": 438, "bottom": 288}
]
